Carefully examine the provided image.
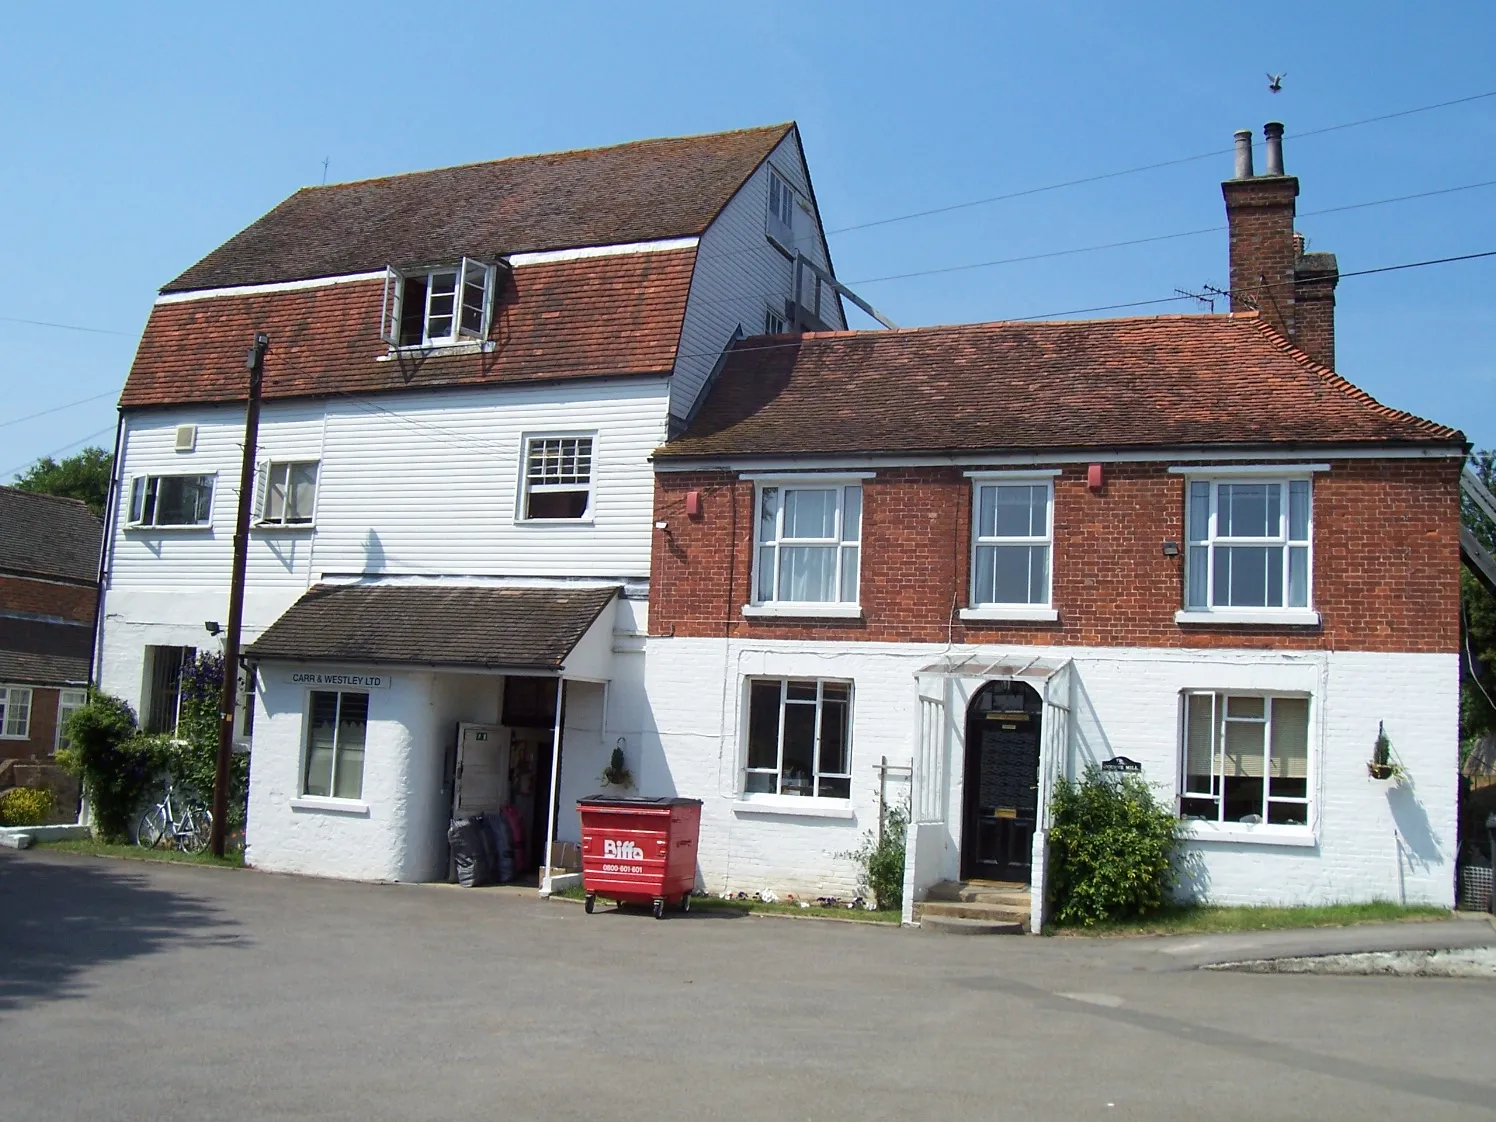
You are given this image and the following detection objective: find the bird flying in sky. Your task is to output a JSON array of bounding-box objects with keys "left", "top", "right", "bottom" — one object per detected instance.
[{"left": 1267, "top": 72, "right": 1286, "bottom": 93}]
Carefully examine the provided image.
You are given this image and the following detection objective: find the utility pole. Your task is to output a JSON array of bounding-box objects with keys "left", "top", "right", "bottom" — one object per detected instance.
[{"left": 210, "top": 332, "right": 268, "bottom": 857}]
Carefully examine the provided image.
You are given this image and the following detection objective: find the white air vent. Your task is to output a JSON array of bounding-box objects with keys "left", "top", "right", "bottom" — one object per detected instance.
[{"left": 174, "top": 424, "right": 197, "bottom": 453}]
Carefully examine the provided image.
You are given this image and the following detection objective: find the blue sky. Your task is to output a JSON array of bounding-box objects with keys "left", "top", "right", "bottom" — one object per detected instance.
[{"left": 2, "top": 1, "right": 1492, "bottom": 476}]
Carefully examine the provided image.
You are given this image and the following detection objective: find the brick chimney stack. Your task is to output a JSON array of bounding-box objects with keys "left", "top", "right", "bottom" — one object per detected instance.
[{"left": 1221, "top": 122, "right": 1340, "bottom": 368}]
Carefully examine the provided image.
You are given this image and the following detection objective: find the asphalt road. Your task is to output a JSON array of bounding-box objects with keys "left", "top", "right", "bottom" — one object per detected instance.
[{"left": 3, "top": 849, "right": 1494, "bottom": 1122}]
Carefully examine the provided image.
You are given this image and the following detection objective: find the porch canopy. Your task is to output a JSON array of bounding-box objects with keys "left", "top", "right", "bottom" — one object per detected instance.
[
  {"left": 244, "top": 582, "right": 618, "bottom": 676},
  {"left": 915, "top": 652, "right": 1071, "bottom": 688}
]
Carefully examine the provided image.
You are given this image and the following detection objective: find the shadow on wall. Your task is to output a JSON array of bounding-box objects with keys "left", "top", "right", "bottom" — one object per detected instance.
[
  {"left": 1069, "top": 672, "right": 1115, "bottom": 775},
  {"left": 1387, "top": 780, "right": 1443, "bottom": 875},
  {"left": 0, "top": 853, "right": 243, "bottom": 1012},
  {"left": 1170, "top": 846, "right": 1213, "bottom": 905}
]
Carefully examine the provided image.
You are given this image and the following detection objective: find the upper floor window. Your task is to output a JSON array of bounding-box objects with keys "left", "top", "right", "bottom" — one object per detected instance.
[
  {"left": 0, "top": 685, "right": 32, "bottom": 739},
  {"left": 128, "top": 474, "right": 214, "bottom": 528},
  {"left": 1181, "top": 692, "right": 1310, "bottom": 827},
  {"left": 1186, "top": 479, "right": 1311, "bottom": 611},
  {"left": 764, "top": 305, "right": 788, "bottom": 335},
  {"left": 745, "top": 678, "right": 853, "bottom": 799},
  {"left": 520, "top": 435, "right": 594, "bottom": 521},
  {"left": 255, "top": 461, "right": 319, "bottom": 526},
  {"left": 754, "top": 483, "right": 861, "bottom": 606},
  {"left": 766, "top": 168, "right": 797, "bottom": 249},
  {"left": 381, "top": 258, "right": 496, "bottom": 349},
  {"left": 971, "top": 481, "right": 1052, "bottom": 607}
]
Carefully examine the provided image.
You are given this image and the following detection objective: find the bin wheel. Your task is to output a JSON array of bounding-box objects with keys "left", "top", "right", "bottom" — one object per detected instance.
[
  {"left": 681, "top": 893, "right": 692, "bottom": 913},
  {"left": 584, "top": 893, "right": 595, "bottom": 914},
  {"left": 652, "top": 897, "right": 665, "bottom": 920}
]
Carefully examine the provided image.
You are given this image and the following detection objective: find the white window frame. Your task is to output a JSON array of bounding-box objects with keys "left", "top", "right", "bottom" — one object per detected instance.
[
  {"left": 1179, "top": 690, "right": 1315, "bottom": 844},
  {"left": 253, "top": 460, "right": 321, "bottom": 528},
  {"left": 125, "top": 473, "right": 216, "bottom": 529},
  {"left": 380, "top": 257, "right": 496, "bottom": 350},
  {"left": 56, "top": 688, "right": 88, "bottom": 750},
  {"left": 1177, "top": 475, "right": 1317, "bottom": 625},
  {"left": 764, "top": 304, "right": 788, "bottom": 335},
  {"left": 962, "top": 472, "right": 1058, "bottom": 622},
  {"left": 517, "top": 433, "right": 597, "bottom": 524},
  {"left": 299, "top": 689, "right": 369, "bottom": 802},
  {"left": 740, "top": 678, "right": 854, "bottom": 803},
  {"left": 745, "top": 474, "right": 868, "bottom": 619},
  {"left": 0, "top": 685, "right": 33, "bottom": 739},
  {"left": 766, "top": 167, "right": 797, "bottom": 252}
]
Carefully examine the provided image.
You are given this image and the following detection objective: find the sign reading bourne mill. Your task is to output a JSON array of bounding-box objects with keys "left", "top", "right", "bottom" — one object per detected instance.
[{"left": 287, "top": 669, "right": 394, "bottom": 689}]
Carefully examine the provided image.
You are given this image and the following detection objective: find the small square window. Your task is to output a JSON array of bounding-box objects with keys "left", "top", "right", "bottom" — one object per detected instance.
[
  {"left": 520, "top": 436, "right": 595, "bottom": 521},
  {"left": 764, "top": 306, "right": 788, "bottom": 335},
  {"left": 256, "top": 461, "right": 319, "bottom": 526}
]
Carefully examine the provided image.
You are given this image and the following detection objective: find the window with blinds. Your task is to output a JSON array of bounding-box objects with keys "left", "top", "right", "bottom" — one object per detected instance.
[{"left": 1180, "top": 692, "right": 1310, "bottom": 826}]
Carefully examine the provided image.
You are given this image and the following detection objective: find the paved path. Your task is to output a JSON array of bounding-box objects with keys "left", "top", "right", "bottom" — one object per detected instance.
[{"left": 3, "top": 849, "right": 1494, "bottom": 1122}]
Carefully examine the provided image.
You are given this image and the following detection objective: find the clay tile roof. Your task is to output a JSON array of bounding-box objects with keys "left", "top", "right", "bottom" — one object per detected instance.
[
  {"left": 121, "top": 247, "right": 696, "bottom": 408},
  {"left": 244, "top": 584, "right": 618, "bottom": 671},
  {"left": 164, "top": 124, "right": 793, "bottom": 292},
  {"left": 0, "top": 487, "right": 102, "bottom": 582},
  {"left": 660, "top": 314, "right": 1463, "bottom": 459},
  {"left": 0, "top": 618, "right": 93, "bottom": 686}
]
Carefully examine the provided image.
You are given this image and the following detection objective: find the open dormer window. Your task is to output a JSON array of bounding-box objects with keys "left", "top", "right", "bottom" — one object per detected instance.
[{"left": 381, "top": 258, "right": 496, "bottom": 348}]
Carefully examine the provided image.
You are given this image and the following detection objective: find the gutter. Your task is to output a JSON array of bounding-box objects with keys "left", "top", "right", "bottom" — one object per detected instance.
[{"left": 88, "top": 408, "right": 125, "bottom": 689}]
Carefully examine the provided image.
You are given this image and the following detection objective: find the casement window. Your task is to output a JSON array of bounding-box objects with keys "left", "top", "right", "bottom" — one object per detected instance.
[
  {"left": 255, "top": 461, "right": 319, "bottom": 526},
  {"left": 745, "top": 679, "right": 853, "bottom": 799},
  {"left": 520, "top": 435, "right": 595, "bottom": 521},
  {"left": 1181, "top": 692, "right": 1310, "bottom": 826},
  {"left": 56, "top": 688, "right": 88, "bottom": 750},
  {"left": 1186, "top": 479, "right": 1311, "bottom": 611},
  {"left": 143, "top": 645, "right": 195, "bottom": 734},
  {"left": 754, "top": 483, "right": 862, "bottom": 605},
  {"left": 971, "top": 481, "right": 1053, "bottom": 607},
  {"left": 303, "top": 691, "right": 368, "bottom": 800},
  {"left": 0, "top": 685, "right": 33, "bottom": 739},
  {"left": 380, "top": 258, "right": 496, "bottom": 349},
  {"left": 764, "top": 305, "right": 788, "bottom": 335},
  {"left": 127, "top": 474, "right": 214, "bottom": 528},
  {"left": 766, "top": 168, "right": 797, "bottom": 248}
]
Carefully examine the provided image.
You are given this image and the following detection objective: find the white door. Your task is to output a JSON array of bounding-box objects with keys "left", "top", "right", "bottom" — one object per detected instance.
[{"left": 453, "top": 723, "right": 510, "bottom": 818}]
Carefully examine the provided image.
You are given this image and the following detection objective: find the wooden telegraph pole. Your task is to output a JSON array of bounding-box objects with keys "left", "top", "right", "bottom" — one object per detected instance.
[{"left": 210, "top": 332, "right": 268, "bottom": 857}]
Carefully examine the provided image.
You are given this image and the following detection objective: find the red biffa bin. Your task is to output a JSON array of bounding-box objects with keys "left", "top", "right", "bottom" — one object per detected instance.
[{"left": 577, "top": 796, "right": 702, "bottom": 919}]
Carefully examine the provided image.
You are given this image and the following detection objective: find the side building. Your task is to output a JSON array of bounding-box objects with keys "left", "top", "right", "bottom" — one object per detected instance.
[
  {"left": 97, "top": 124, "right": 849, "bottom": 881},
  {"left": 645, "top": 125, "right": 1467, "bottom": 924}
]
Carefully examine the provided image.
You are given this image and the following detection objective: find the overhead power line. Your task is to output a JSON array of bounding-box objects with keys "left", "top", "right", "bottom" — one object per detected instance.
[
  {"left": 0, "top": 390, "right": 118, "bottom": 430},
  {"left": 1, "top": 424, "right": 117, "bottom": 480},
  {"left": 0, "top": 315, "right": 132, "bottom": 336}
]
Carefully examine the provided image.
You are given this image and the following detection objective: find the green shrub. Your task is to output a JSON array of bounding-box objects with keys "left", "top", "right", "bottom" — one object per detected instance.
[
  {"left": 0, "top": 786, "right": 55, "bottom": 827},
  {"left": 1048, "top": 766, "right": 1183, "bottom": 927},
  {"left": 843, "top": 801, "right": 909, "bottom": 910},
  {"left": 57, "top": 691, "right": 160, "bottom": 842},
  {"left": 174, "top": 652, "right": 249, "bottom": 829}
]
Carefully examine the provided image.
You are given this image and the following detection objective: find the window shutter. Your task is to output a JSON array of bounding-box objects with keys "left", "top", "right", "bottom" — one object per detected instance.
[
  {"left": 379, "top": 267, "right": 401, "bottom": 346},
  {"left": 252, "top": 461, "right": 270, "bottom": 522}
]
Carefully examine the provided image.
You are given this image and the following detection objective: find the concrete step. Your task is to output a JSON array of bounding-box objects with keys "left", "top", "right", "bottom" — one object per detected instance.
[
  {"left": 920, "top": 914, "right": 1026, "bottom": 936},
  {"left": 916, "top": 900, "right": 1031, "bottom": 924},
  {"left": 925, "top": 880, "right": 1032, "bottom": 908}
]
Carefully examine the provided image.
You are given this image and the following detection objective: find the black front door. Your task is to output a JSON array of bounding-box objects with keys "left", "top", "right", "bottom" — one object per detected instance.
[{"left": 962, "top": 682, "right": 1042, "bottom": 884}]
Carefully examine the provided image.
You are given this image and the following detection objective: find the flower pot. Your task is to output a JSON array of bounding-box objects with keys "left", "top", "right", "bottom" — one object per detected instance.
[{"left": 1367, "top": 762, "right": 1395, "bottom": 780}]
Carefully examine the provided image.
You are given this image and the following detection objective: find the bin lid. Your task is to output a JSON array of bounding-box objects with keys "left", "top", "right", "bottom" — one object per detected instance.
[{"left": 576, "top": 795, "right": 703, "bottom": 809}]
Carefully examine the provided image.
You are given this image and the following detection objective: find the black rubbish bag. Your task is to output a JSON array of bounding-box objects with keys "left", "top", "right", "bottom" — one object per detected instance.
[
  {"left": 484, "top": 812, "right": 516, "bottom": 884},
  {"left": 448, "top": 817, "right": 494, "bottom": 887}
]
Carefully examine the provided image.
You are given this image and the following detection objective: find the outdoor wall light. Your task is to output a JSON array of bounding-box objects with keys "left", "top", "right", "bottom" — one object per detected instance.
[
  {"left": 204, "top": 621, "right": 222, "bottom": 635},
  {"left": 1161, "top": 541, "right": 1180, "bottom": 557}
]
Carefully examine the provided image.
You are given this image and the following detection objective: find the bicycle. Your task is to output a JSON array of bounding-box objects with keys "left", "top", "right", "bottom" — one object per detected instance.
[{"left": 137, "top": 780, "right": 213, "bottom": 853}]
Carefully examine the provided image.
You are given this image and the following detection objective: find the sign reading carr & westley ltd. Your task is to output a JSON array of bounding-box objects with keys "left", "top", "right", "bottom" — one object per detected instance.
[{"left": 287, "top": 669, "right": 393, "bottom": 690}]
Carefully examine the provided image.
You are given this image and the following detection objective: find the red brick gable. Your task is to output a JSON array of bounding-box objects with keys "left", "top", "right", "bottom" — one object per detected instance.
[
  {"left": 164, "top": 124, "right": 793, "bottom": 292},
  {"left": 662, "top": 314, "right": 1461, "bottom": 459},
  {"left": 121, "top": 248, "right": 696, "bottom": 409}
]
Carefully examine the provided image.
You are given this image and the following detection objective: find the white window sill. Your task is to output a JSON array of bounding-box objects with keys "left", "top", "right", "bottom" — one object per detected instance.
[
  {"left": 515, "top": 517, "right": 596, "bottom": 527},
  {"left": 290, "top": 796, "right": 370, "bottom": 816},
  {"left": 376, "top": 339, "right": 495, "bottom": 360},
  {"left": 1175, "top": 609, "right": 1321, "bottom": 627},
  {"left": 732, "top": 797, "right": 855, "bottom": 820},
  {"left": 959, "top": 606, "right": 1059, "bottom": 623},
  {"left": 1180, "top": 821, "right": 1316, "bottom": 847},
  {"left": 253, "top": 522, "right": 316, "bottom": 532},
  {"left": 0, "top": 734, "right": 33, "bottom": 742},
  {"left": 741, "top": 603, "right": 863, "bottom": 620},
  {"left": 124, "top": 524, "right": 213, "bottom": 533}
]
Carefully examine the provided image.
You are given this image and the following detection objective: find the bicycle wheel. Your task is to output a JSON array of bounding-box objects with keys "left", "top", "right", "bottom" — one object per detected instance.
[
  {"left": 181, "top": 806, "right": 213, "bottom": 853},
  {"left": 137, "top": 806, "right": 169, "bottom": 849}
]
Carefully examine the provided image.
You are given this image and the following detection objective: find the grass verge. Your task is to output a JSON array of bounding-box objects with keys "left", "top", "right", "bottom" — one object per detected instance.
[
  {"left": 1051, "top": 900, "right": 1451, "bottom": 937},
  {"left": 34, "top": 837, "right": 245, "bottom": 868},
  {"left": 555, "top": 886, "right": 900, "bottom": 924}
]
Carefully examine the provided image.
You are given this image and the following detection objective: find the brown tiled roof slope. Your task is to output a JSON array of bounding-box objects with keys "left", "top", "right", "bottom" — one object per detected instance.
[
  {"left": 164, "top": 125, "right": 793, "bottom": 292},
  {"left": 123, "top": 249, "right": 695, "bottom": 408},
  {"left": 661, "top": 315, "right": 1463, "bottom": 458},
  {"left": 245, "top": 584, "right": 618, "bottom": 670},
  {"left": 0, "top": 487, "right": 102, "bottom": 582}
]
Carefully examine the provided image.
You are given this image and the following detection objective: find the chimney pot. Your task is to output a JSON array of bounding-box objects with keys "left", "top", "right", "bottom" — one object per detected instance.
[
  {"left": 1292, "top": 232, "right": 1305, "bottom": 259},
  {"left": 1232, "top": 129, "right": 1254, "bottom": 179},
  {"left": 1263, "top": 121, "right": 1285, "bottom": 176}
]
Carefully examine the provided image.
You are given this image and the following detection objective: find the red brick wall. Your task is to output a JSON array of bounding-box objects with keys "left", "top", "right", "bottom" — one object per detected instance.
[
  {"left": 0, "top": 575, "right": 96, "bottom": 623},
  {"left": 0, "top": 685, "right": 61, "bottom": 762},
  {"left": 649, "top": 459, "right": 1461, "bottom": 653}
]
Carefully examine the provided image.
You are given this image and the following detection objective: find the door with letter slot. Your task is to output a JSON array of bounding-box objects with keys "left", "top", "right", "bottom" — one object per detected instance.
[{"left": 961, "top": 680, "right": 1043, "bottom": 884}]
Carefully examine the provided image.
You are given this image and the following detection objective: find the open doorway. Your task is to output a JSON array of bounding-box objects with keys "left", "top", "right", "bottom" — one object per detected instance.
[{"left": 961, "top": 680, "right": 1043, "bottom": 884}]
